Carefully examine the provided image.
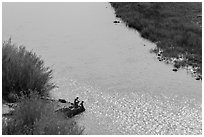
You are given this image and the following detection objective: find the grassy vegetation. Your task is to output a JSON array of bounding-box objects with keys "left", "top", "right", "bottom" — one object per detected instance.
[
  {"left": 111, "top": 2, "right": 202, "bottom": 74},
  {"left": 2, "top": 40, "right": 83, "bottom": 135},
  {"left": 2, "top": 92, "right": 83, "bottom": 135},
  {"left": 2, "top": 39, "right": 55, "bottom": 102}
]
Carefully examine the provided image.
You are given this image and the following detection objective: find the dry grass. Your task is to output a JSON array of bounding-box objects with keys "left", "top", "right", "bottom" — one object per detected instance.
[{"left": 2, "top": 92, "right": 84, "bottom": 135}]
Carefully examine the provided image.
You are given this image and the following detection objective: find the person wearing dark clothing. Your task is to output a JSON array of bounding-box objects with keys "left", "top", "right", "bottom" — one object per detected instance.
[
  {"left": 80, "top": 101, "right": 85, "bottom": 111},
  {"left": 80, "top": 101, "right": 84, "bottom": 107},
  {"left": 74, "top": 97, "right": 80, "bottom": 108}
]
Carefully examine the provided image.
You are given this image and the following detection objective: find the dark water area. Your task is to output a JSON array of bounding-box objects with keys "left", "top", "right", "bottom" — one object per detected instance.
[{"left": 3, "top": 3, "right": 202, "bottom": 135}]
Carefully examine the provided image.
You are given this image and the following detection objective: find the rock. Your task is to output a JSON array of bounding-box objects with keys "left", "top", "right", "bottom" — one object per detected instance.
[
  {"left": 55, "top": 97, "right": 85, "bottom": 118},
  {"left": 58, "top": 99, "right": 67, "bottom": 103},
  {"left": 157, "top": 56, "right": 160, "bottom": 59},
  {"left": 195, "top": 75, "right": 202, "bottom": 80},
  {"left": 172, "top": 68, "right": 178, "bottom": 72},
  {"left": 56, "top": 104, "right": 85, "bottom": 118},
  {"left": 2, "top": 105, "right": 12, "bottom": 114},
  {"left": 197, "top": 14, "right": 202, "bottom": 18},
  {"left": 116, "top": 15, "right": 121, "bottom": 18},
  {"left": 195, "top": 77, "right": 200, "bottom": 80},
  {"left": 113, "top": 20, "right": 120, "bottom": 23},
  {"left": 2, "top": 104, "right": 15, "bottom": 117}
]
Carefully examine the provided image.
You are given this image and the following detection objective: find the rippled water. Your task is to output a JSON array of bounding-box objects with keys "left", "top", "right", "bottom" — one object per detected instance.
[{"left": 3, "top": 3, "right": 202, "bottom": 135}]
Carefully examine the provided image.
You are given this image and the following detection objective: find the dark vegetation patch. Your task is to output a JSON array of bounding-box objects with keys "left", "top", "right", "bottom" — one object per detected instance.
[
  {"left": 111, "top": 2, "right": 202, "bottom": 75},
  {"left": 2, "top": 40, "right": 83, "bottom": 135},
  {"left": 2, "top": 39, "right": 56, "bottom": 102},
  {"left": 2, "top": 92, "right": 83, "bottom": 135}
]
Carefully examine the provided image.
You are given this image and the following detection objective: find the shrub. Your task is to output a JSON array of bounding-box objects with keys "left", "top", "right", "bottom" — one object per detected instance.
[
  {"left": 2, "top": 40, "right": 55, "bottom": 102},
  {"left": 2, "top": 92, "right": 83, "bottom": 135}
]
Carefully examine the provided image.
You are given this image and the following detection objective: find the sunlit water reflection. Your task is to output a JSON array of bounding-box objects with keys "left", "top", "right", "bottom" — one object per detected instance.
[
  {"left": 3, "top": 3, "right": 202, "bottom": 135},
  {"left": 51, "top": 78, "right": 201, "bottom": 135}
]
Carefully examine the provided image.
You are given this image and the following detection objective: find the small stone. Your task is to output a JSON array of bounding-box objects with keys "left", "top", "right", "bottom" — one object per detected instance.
[
  {"left": 195, "top": 77, "right": 201, "bottom": 80},
  {"left": 113, "top": 20, "right": 120, "bottom": 23},
  {"left": 172, "top": 68, "right": 178, "bottom": 72}
]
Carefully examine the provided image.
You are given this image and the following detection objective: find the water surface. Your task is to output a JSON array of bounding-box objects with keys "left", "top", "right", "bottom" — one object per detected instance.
[{"left": 3, "top": 3, "right": 202, "bottom": 135}]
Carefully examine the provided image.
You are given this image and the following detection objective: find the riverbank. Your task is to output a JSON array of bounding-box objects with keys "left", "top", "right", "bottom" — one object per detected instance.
[
  {"left": 2, "top": 40, "right": 83, "bottom": 135},
  {"left": 110, "top": 2, "right": 202, "bottom": 79},
  {"left": 3, "top": 3, "right": 202, "bottom": 134}
]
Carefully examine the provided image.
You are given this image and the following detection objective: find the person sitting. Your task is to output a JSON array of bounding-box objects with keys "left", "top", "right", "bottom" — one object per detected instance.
[
  {"left": 74, "top": 97, "right": 80, "bottom": 108},
  {"left": 80, "top": 101, "right": 84, "bottom": 106},
  {"left": 80, "top": 101, "right": 85, "bottom": 111}
]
